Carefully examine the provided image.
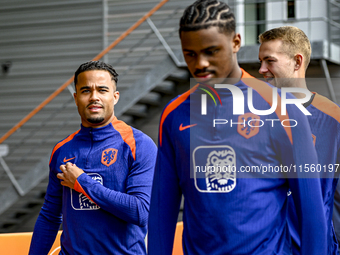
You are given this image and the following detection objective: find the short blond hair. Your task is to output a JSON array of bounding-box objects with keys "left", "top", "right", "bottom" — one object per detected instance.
[{"left": 259, "top": 26, "right": 311, "bottom": 70}]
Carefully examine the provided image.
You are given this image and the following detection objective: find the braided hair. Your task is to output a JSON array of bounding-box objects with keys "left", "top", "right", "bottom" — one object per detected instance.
[{"left": 179, "top": 0, "right": 235, "bottom": 36}]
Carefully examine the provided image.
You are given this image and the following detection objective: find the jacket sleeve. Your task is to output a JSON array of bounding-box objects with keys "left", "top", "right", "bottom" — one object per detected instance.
[
  {"left": 74, "top": 134, "right": 157, "bottom": 227},
  {"left": 283, "top": 105, "right": 327, "bottom": 255},
  {"left": 331, "top": 124, "right": 340, "bottom": 243},
  {"left": 29, "top": 164, "right": 63, "bottom": 255},
  {"left": 147, "top": 114, "right": 182, "bottom": 255}
]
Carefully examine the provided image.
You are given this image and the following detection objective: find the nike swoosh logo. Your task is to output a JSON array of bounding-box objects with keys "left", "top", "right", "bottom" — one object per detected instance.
[
  {"left": 179, "top": 123, "right": 197, "bottom": 131},
  {"left": 63, "top": 157, "right": 76, "bottom": 163}
]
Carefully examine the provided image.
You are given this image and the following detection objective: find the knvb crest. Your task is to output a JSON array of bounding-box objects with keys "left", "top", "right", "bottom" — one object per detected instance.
[
  {"left": 193, "top": 145, "right": 237, "bottom": 193},
  {"left": 237, "top": 113, "right": 260, "bottom": 139},
  {"left": 71, "top": 173, "right": 102, "bottom": 210},
  {"left": 101, "top": 148, "right": 118, "bottom": 167},
  {"left": 205, "top": 149, "right": 236, "bottom": 192}
]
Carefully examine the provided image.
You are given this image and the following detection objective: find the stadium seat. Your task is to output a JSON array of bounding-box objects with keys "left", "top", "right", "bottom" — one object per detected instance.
[
  {"left": 0, "top": 230, "right": 61, "bottom": 254},
  {"left": 172, "top": 221, "right": 184, "bottom": 255},
  {"left": 0, "top": 222, "right": 183, "bottom": 254}
]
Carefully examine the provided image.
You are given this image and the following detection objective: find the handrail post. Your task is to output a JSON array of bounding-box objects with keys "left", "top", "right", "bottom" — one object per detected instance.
[
  {"left": 146, "top": 18, "right": 186, "bottom": 67},
  {"left": 0, "top": 145, "right": 25, "bottom": 196}
]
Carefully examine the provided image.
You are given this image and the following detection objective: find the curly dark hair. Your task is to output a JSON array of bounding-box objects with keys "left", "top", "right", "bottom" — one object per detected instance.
[{"left": 74, "top": 61, "right": 118, "bottom": 88}]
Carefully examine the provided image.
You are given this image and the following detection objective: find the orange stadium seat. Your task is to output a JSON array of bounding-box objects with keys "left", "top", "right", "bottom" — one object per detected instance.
[
  {"left": 0, "top": 230, "right": 61, "bottom": 255},
  {"left": 0, "top": 222, "right": 184, "bottom": 255},
  {"left": 172, "top": 221, "right": 184, "bottom": 255}
]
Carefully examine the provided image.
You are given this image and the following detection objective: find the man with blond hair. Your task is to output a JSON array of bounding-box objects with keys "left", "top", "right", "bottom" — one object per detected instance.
[{"left": 259, "top": 26, "right": 340, "bottom": 255}]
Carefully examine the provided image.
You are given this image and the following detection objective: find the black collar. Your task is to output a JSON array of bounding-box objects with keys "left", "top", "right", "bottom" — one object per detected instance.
[{"left": 303, "top": 93, "right": 316, "bottom": 108}]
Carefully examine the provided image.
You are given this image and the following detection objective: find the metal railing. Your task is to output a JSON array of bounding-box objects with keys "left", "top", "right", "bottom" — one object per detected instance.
[
  {"left": 0, "top": 0, "right": 169, "bottom": 145},
  {"left": 0, "top": 0, "right": 172, "bottom": 197}
]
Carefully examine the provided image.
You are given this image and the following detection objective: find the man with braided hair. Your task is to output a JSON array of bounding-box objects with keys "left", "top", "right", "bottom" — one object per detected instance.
[{"left": 148, "top": 1, "right": 327, "bottom": 254}]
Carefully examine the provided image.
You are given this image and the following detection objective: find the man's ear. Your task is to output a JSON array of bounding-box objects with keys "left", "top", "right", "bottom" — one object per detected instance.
[
  {"left": 232, "top": 33, "right": 241, "bottom": 53},
  {"left": 113, "top": 91, "right": 120, "bottom": 106},
  {"left": 73, "top": 92, "right": 78, "bottom": 106},
  {"left": 294, "top": 54, "right": 303, "bottom": 71}
]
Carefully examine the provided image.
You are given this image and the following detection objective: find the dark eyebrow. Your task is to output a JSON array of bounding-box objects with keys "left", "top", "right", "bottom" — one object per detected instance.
[
  {"left": 79, "top": 85, "right": 91, "bottom": 91},
  {"left": 183, "top": 46, "right": 218, "bottom": 53},
  {"left": 203, "top": 46, "right": 218, "bottom": 51},
  {"left": 79, "top": 85, "right": 110, "bottom": 91},
  {"left": 97, "top": 86, "right": 110, "bottom": 90}
]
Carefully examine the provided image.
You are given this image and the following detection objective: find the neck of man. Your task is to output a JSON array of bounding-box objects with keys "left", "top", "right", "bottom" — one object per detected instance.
[
  {"left": 230, "top": 66, "right": 242, "bottom": 79},
  {"left": 291, "top": 71, "right": 311, "bottom": 99},
  {"left": 223, "top": 66, "right": 242, "bottom": 84}
]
